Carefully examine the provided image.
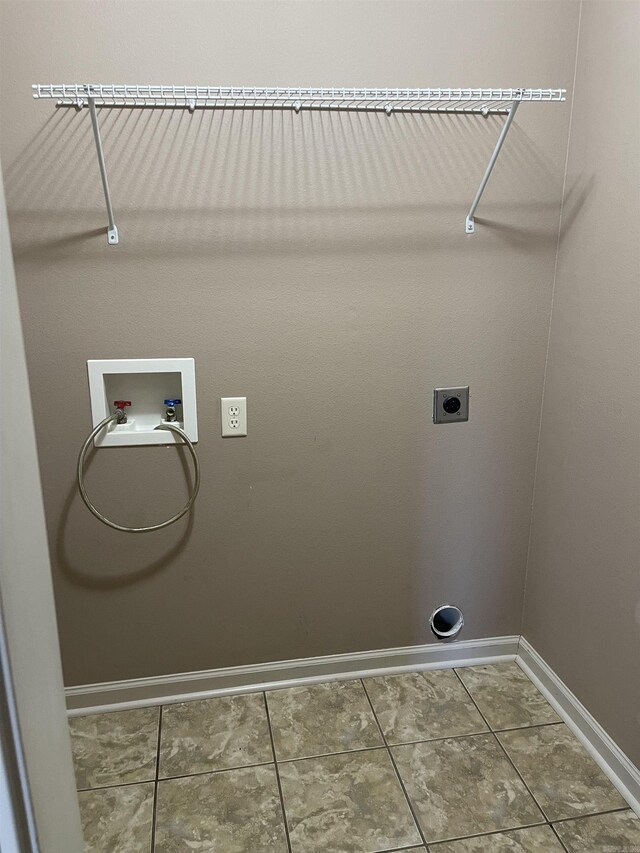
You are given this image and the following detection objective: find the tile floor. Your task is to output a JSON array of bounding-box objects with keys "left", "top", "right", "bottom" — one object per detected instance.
[{"left": 69, "top": 662, "right": 640, "bottom": 852}]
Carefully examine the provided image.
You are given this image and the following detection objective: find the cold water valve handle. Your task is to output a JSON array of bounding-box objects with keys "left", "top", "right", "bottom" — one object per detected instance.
[
  {"left": 113, "top": 400, "right": 132, "bottom": 423},
  {"left": 164, "top": 399, "right": 181, "bottom": 423}
]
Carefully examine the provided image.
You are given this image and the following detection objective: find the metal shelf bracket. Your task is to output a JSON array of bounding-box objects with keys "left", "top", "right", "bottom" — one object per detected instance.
[
  {"left": 85, "top": 87, "right": 119, "bottom": 245},
  {"left": 465, "top": 96, "right": 521, "bottom": 234}
]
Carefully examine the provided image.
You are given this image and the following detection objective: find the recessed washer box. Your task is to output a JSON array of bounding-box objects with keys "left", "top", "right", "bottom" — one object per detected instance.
[{"left": 87, "top": 358, "right": 198, "bottom": 447}]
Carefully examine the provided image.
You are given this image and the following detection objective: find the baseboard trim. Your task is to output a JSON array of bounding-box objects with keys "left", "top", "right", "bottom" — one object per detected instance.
[
  {"left": 65, "top": 636, "right": 640, "bottom": 815},
  {"left": 516, "top": 637, "right": 640, "bottom": 817},
  {"left": 65, "top": 633, "right": 639, "bottom": 817},
  {"left": 65, "top": 635, "right": 519, "bottom": 715}
]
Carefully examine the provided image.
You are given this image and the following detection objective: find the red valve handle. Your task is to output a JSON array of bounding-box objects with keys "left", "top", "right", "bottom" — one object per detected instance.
[{"left": 113, "top": 400, "right": 131, "bottom": 409}]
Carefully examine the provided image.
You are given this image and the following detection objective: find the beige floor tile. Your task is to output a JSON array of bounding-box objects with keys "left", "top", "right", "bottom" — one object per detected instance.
[
  {"left": 278, "top": 748, "right": 422, "bottom": 853},
  {"left": 363, "top": 670, "right": 488, "bottom": 745},
  {"left": 498, "top": 724, "right": 627, "bottom": 821},
  {"left": 553, "top": 808, "right": 640, "bottom": 851},
  {"left": 456, "top": 663, "right": 561, "bottom": 730},
  {"left": 159, "top": 692, "right": 272, "bottom": 777},
  {"left": 155, "top": 764, "right": 288, "bottom": 853},
  {"left": 430, "top": 825, "right": 564, "bottom": 851},
  {"left": 69, "top": 708, "right": 159, "bottom": 789},
  {"left": 78, "top": 782, "right": 154, "bottom": 853},
  {"left": 392, "top": 733, "right": 544, "bottom": 843},
  {"left": 266, "top": 679, "right": 383, "bottom": 760}
]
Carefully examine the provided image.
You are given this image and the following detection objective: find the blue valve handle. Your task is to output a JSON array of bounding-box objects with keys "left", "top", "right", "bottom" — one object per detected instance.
[{"left": 164, "top": 399, "right": 182, "bottom": 406}]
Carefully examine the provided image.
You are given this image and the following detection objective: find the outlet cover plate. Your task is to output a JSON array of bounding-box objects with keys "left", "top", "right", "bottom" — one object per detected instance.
[
  {"left": 221, "top": 396, "right": 247, "bottom": 437},
  {"left": 433, "top": 386, "right": 469, "bottom": 424}
]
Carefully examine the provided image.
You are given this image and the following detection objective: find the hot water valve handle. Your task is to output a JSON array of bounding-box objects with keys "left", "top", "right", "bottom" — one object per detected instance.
[{"left": 113, "top": 400, "right": 132, "bottom": 423}]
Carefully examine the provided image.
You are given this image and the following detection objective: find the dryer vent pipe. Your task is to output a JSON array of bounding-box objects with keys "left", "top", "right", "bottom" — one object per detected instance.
[{"left": 430, "top": 605, "right": 464, "bottom": 641}]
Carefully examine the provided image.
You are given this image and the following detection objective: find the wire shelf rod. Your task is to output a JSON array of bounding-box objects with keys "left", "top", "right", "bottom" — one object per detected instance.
[{"left": 52, "top": 101, "right": 512, "bottom": 115}]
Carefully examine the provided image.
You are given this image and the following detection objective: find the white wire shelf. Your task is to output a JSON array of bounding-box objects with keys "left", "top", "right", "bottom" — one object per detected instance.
[
  {"left": 33, "top": 84, "right": 565, "bottom": 114},
  {"left": 31, "top": 83, "right": 567, "bottom": 243}
]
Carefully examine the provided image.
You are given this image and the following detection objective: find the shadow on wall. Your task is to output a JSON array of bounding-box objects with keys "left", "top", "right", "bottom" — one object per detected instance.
[
  {"left": 477, "top": 171, "right": 594, "bottom": 251},
  {"left": 5, "top": 103, "right": 571, "bottom": 259},
  {"left": 56, "top": 441, "right": 196, "bottom": 589}
]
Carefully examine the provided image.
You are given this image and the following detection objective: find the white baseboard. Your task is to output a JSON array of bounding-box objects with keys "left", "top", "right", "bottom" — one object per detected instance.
[
  {"left": 516, "top": 637, "right": 640, "bottom": 817},
  {"left": 65, "top": 633, "right": 639, "bottom": 818},
  {"left": 65, "top": 634, "right": 518, "bottom": 715}
]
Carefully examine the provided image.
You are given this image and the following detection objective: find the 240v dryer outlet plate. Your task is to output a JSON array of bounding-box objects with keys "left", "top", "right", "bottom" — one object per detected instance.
[{"left": 433, "top": 387, "right": 469, "bottom": 424}]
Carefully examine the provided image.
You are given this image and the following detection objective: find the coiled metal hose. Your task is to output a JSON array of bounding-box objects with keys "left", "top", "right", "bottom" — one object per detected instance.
[{"left": 76, "top": 412, "right": 200, "bottom": 533}]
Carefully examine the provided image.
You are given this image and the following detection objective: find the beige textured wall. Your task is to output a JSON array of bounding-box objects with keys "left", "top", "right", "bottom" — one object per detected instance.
[
  {"left": 1, "top": 0, "right": 579, "bottom": 686},
  {"left": 523, "top": 1, "right": 640, "bottom": 764}
]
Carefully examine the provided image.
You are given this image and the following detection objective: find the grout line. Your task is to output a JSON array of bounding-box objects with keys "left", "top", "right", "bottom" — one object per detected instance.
[
  {"left": 339, "top": 844, "right": 428, "bottom": 853},
  {"left": 550, "top": 806, "right": 632, "bottom": 826},
  {"left": 519, "top": 0, "right": 583, "bottom": 639},
  {"left": 427, "top": 819, "right": 551, "bottom": 846},
  {"left": 383, "top": 730, "right": 488, "bottom": 749},
  {"left": 74, "top": 721, "right": 564, "bottom": 792},
  {"left": 360, "top": 679, "right": 431, "bottom": 851},
  {"left": 150, "top": 705, "right": 163, "bottom": 853},
  {"left": 452, "top": 671, "right": 550, "bottom": 821},
  {"left": 262, "top": 692, "right": 293, "bottom": 853},
  {"left": 491, "top": 721, "right": 564, "bottom": 735},
  {"left": 492, "top": 727, "right": 554, "bottom": 823},
  {"left": 279, "top": 744, "right": 389, "bottom": 763},
  {"left": 423, "top": 807, "right": 635, "bottom": 850},
  {"left": 76, "top": 718, "right": 565, "bottom": 791},
  {"left": 550, "top": 822, "right": 571, "bottom": 852},
  {"left": 77, "top": 778, "right": 156, "bottom": 793},
  {"left": 156, "top": 760, "right": 274, "bottom": 783},
  {"left": 494, "top": 730, "right": 551, "bottom": 821},
  {"left": 373, "top": 846, "right": 426, "bottom": 853},
  {"left": 453, "top": 663, "right": 563, "bottom": 735}
]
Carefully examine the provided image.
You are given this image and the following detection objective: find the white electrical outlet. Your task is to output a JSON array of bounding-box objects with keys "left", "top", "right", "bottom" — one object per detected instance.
[{"left": 221, "top": 397, "right": 247, "bottom": 437}]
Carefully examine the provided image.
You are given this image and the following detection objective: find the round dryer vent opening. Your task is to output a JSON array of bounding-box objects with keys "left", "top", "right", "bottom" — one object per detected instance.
[{"left": 430, "top": 605, "right": 464, "bottom": 641}]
